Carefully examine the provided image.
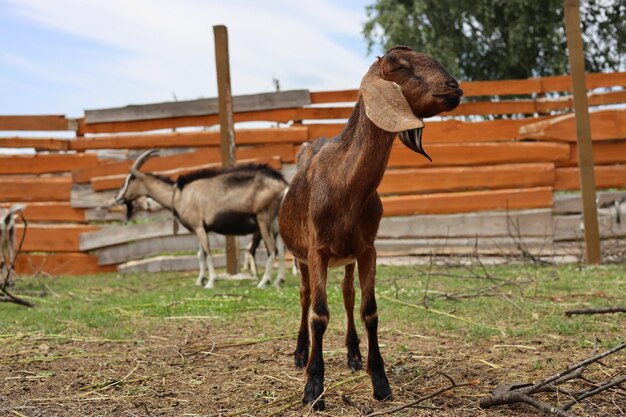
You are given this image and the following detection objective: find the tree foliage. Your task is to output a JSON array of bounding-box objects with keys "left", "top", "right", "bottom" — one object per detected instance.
[{"left": 363, "top": 0, "right": 625, "bottom": 81}]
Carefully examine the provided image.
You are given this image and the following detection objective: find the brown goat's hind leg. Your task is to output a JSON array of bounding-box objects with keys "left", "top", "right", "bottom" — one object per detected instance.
[
  {"left": 302, "top": 251, "right": 329, "bottom": 411},
  {"left": 358, "top": 247, "right": 392, "bottom": 401},
  {"left": 294, "top": 262, "right": 310, "bottom": 368},
  {"left": 342, "top": 263, "right": 363, "bottom": 371}
]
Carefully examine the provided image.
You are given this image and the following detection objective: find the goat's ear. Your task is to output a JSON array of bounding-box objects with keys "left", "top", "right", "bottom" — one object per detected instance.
[{"left": 360, "top": 70, "right": 424, "bottom": 132}]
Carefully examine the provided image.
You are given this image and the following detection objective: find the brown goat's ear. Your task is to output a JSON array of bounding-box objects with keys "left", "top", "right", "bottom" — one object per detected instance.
[{"left": 360, "top": 70, "right": 424, "bottom": 132}]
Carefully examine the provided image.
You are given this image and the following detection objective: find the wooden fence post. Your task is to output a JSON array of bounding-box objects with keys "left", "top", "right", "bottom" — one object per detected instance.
[
  {"left": 563, "top": 0, "right": 601, "bottom": 264},
  {"left": 213, "top": 25, "right": 239, "bottom": 274}
]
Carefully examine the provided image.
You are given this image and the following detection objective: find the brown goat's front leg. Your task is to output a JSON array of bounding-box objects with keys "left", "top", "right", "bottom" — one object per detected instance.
[
  {"left": 302, "top": 250, "right": 329, "bottom": 411},
  {"left": 342, "top": 263, "right": 363, "bottom": 371},
  {"left": 294, "top": 262, "right": 310, "bottom": 368},
  {"left": 358, "top": 247, "right": 391, "bottom": 401}
]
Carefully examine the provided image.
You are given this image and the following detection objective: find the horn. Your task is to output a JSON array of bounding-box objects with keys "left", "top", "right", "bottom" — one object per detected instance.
[
  {"left": 360, "top": 68, "right": 424, "bottom": 132},
  {"left": 8, "top": 204, "right": 26, "bottom": 215},
  {"left": 131, "top": 149, "right": 159, "bottom": 171}
]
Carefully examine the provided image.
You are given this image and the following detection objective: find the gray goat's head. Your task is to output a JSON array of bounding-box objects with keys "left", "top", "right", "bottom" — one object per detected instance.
[
  {"left": 0, "top": 204, "right": 25, "bottom": 269},
  {"left": 115, "top": 149, "right": 159, "bottom": 220}
]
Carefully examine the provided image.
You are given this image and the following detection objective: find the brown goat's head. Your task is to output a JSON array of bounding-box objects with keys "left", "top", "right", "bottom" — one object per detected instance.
[
  {"left": 360, "top": 46, "right": 462, "bottom": 160},
  {"left": 115, "top": 149, "right": 159, "bottom": 220}
]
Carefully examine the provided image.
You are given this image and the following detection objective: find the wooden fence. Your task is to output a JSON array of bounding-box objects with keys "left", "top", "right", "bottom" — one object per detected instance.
[{"left": 1, "top": 71, "right": 625, "bottom": 275}]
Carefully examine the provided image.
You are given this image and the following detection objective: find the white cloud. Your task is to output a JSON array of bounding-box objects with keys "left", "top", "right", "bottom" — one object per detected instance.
[{"left": 4, "top": 0, "right": 373, "bottom": 113}]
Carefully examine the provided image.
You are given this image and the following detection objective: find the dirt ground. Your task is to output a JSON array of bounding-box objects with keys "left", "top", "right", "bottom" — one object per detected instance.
[{"left": 2, "top": 320, "right": 624, "bottom": 417}]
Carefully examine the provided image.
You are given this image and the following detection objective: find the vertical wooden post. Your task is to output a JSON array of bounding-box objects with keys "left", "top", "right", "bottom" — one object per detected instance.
[
  {"left": 564, "top": 0, "right": 601, "bottom": 264},
  {"left": 214, "top": 25, "right": 238, "bottom": 274}
]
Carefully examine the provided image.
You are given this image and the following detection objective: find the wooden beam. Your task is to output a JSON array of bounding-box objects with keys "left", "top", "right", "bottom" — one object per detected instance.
[
  {"left": 379, "top": 163, "right": 555, "bottom": 195},
  {"left": 381, "top": 187, "right": 553, "bottom": 216},
  {"left": 69, "top": 126, "right": 307, "bottom": 150},
  {"left": 84, "top": 90, "right": 310, "bottom": 124},
  {"left": 15, "top": 224, "right": 99, "bottom": 252},
  {"left": 214, "top": 24, "right": 238, "bottom": 275},
  {"left": 14, "top": 253, "right": 116, "bottom": 276},
  {"left": 0, "top": 154, "right": 100, "bottom": 174},
  {"left": 564, "top": 0, "right": 601, "bottom": 264},
  {"left": 0, "top": 115, "right": 73, "bottom": 131},
  {"left": 72, "top": 143, "right": 294, "bottom": 183},
  {"left": 90, "top": 156, "right": 281, "bottom": 191},
  {"left": 0, "top": 137, "right": 70, "bottom": 150},
  {"left": 80, "top": 220, "right": 185, "bottom": 251},
  {"left": 388, "top": 141, "right": 570, "bottom": 168},
  {"left": 306, "top": 72, "right": 626, "bottom": 103},
  {"left": 519, "top": 109, "right": 626, "bottom": 142},
  {"left": 0, "top": 177, "right": 72, "bottom": 202},
  {"left": 559, "top": 140, "right": 626, "bottom": 167},
  {"left": 378, "top": 209, "right": 553, "bottom": 239},
  {"left": 0, "top": 202, "right": 85, "bottom": 223},
  {"left": 555, "top": 165, "right": 626, "bottom": 190}
]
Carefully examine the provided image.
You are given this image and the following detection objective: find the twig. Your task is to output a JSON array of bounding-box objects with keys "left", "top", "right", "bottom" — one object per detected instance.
[
  {"left": 364, "top": 376, "right": 475, "bottom": 416},
  {"left": 565, "top": 306, "right": 626, "bottom": 317},
  {"left": 480, "top": 342, "right": 626, "bottom": 416}
]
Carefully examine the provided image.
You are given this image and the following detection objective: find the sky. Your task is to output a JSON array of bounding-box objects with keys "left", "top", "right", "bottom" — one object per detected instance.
[{"left": 0, "top": 0, "right": 377, "bottom": 118}]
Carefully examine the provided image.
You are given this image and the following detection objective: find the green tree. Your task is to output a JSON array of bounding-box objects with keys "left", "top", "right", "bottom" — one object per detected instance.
[{"left": 363, "top": 0, "right": 625, "bottom": 81}]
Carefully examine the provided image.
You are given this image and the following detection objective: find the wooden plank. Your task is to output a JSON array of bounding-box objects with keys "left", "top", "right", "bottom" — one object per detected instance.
[
  {"left": 553, "top": 214, "right": 626, "bottom": 241},
  {"left": 80, "top": 220, "right": 187, "bottom": 251},
  {"left": 0, "top": 177, "right": 71, "bottom": 202},
  {"left": 69, "top": 127, "right": 307, "bottom": 150},
  {"left": 72, "top": 143, "right": 293, "bottom": 183},
  {"left": 306, "top": 72, "right": 626, "bottom": 105},
  {"left": 94, "top": 233, "right": 251, "bottom": 265},
  {"left": 559, "top": 140, "right": 626, "bottom": 167},
  {"left": 0, "top": 202, "right": 85, "bottom": 222},
  {"left": 0, "top": 137, "right": 70, "bottom": 150},
  {"left": 519, "top": 109, "right": 626, "bottom": 142},
  {"left": 14, "top": 253, "right": 115, "bottom": 276},
  {"left": 91, "top": 156, "right": 281, "bottom": 191},
  {"left": 555, "top": 165, "right": 626, "bottom": 190},
  {"left": 378, "top": 209, "right": 553, "bottom": 238},
  {"left": 0, "top": 115, "right": 72, "bottom": 131},
  {"left": 84, "top": 207, "right": 170, "bottom": 222},
  {"left": 310, "top": 90, "right": 358, "bottom": 104},
  {"left": 379, "top": 163, "right": 555, "bottom": 195},
  {"left": 0, "top": 154, "right": 100, "bottom": 174},
  {"left": 388, "top": 142, "right": 570, "bottom": 168},
  {"left": 84, "top": 90, "right": 310, "bottom": 124},
  {"left": 553, "top": 191, "right": 626, "bottom": 214},
  {"left": 15, "top": 224, "right": 99, "bottom": 252},
  {"left": 70, "top": 184, "right": 117, "bottom": 208},
  {"left": 118, "top": 254, "right": 225, "bottom": 274},
  {"left": 381, "top": 187, "right": 553, "bottom": 216}
]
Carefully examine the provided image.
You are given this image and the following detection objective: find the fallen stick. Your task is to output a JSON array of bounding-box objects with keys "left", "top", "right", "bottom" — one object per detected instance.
[
  {"left": 565, "top": 306, "right": 626, "bottom": 317},
  {"left": 480, "top": 342, "right": 626, "bottom": 416}
]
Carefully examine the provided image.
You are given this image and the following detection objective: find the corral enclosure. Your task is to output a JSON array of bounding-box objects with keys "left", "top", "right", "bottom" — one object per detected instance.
[{"left": 1, "top": 71, "right": 626, "bottom": 276}]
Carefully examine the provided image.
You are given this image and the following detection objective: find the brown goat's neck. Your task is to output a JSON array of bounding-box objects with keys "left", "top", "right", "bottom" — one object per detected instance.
[
  {"left": 141, "top": 175, "right": 175, "bottom": 210},
  {"left": 334, "top": 99, "right": 396, "bottom": 201}
]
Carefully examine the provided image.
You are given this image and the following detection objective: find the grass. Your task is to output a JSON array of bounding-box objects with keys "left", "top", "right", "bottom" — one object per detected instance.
[{"left": 2, "top": 263, "right": 624, "bottom": 347}]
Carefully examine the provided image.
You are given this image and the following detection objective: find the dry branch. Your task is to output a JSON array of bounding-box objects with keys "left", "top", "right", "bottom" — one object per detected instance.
[
  {"left": 565, "top": 306, "right": 626, "bottom": 317},
  {"left": 480, "top": 342, "right": 626, "bottom": 416}
]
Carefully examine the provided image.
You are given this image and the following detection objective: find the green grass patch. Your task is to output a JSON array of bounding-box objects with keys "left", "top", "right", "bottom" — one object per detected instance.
[{"left": 1, "top": 264, "right": 624, "bottom": 345}]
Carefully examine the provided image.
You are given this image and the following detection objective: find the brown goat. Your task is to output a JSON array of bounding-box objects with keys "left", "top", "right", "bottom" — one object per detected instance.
[{"left": 278, "top": 46, "right": 463, "bottom": 410}]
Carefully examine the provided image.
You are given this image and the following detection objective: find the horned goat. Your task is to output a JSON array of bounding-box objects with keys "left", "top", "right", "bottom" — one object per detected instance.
[
  {"left": 115, "top": 150, "right": 288, "bottom": 289},
  {"left": 279, "top": 46, "right": 463, "bottom": 410},
  {"left": 0, "top": 204, "right": 25, "bottom": 287}
]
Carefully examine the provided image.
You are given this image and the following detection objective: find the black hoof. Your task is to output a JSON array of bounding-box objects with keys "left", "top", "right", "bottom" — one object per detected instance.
[
  {"left": 303, "top": 376, "right": 325, "bottom": 410},
  {"left": 294, "top": 349, "right": 308, "bottom": 368},
  {"left": 347, "top": 351, "right": 363, "bottom": 371},
  {"left": 371, "top": 373, "right": 392, "bottom": 401}
]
